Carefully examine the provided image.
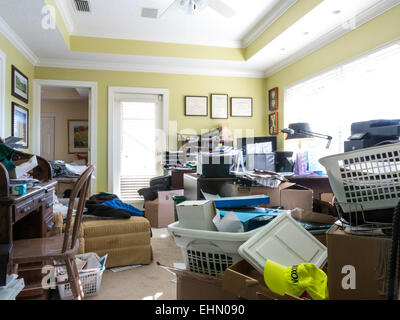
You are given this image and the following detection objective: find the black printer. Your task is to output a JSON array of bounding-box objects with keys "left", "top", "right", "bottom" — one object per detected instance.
[{"left": 344, "top": 119, "right": 400, "bottom": 152}]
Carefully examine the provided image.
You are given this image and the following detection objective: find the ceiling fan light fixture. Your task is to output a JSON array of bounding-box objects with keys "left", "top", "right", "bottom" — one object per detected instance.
[{"left": 180, "top": 0, "right": 208, "bottom": 14}]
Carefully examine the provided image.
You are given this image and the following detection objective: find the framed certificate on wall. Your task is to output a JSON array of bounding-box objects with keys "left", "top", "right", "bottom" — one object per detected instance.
[
  {"left": 230, "top": 97, "right": 253, "bottom": 117},
  {"left": 210, "top": 94, "right": 228, "bottom": 119},
  {"left": 185, "top": 96, "right": 208, "bottom": 116}
]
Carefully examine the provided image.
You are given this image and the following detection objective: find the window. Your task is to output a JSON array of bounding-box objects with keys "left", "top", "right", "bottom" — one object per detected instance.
[
  {"left": 284, "top": 40, "right": 400, "bottom": 172},
  {"left": 117, "top": 94, "right": 164, "bottom": 202}
]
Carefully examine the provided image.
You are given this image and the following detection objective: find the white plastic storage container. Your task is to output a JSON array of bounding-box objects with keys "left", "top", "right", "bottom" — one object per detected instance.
[
  {"left": 168, "top": 213, "right": 290, "bottom": 276},
  {"left": 238, "top": 212, "right": 327, "bottom": 274},
  {"left": 56, "top": 253, "right": 105, "bottom": 300},
  {"left": 319, "top": 143, "right": 400, "bottom": 213}
]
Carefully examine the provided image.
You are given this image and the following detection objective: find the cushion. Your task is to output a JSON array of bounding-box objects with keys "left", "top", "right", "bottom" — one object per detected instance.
[
  {"left": 83, "top": 216, "right": 150, "bottom": 238},
  {"left": 84, "top": 231, "right": 150, "bottom": 252}
]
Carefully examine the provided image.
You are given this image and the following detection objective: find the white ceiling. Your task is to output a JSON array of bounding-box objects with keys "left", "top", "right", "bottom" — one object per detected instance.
[
  {"left": 0, "top": 0, "right": 398, "bottom": 78},
  {"left": 56, "top": 0, "right": 284, "bottom": 47}
]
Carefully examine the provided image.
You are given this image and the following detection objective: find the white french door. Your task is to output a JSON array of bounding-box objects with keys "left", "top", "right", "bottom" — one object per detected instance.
[{"left": 114, "top": 93, "right": 164, "bottom": 202}]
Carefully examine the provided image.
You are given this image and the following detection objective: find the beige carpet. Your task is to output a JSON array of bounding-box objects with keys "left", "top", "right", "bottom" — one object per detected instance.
[{"left": 86, "top": 228, "right": 184, "bottom": 300}]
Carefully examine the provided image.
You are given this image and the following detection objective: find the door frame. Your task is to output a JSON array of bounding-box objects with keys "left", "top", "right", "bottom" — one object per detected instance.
[
  {"left": 0, "top": 49, "right": 5, "bottom": 138},
  {"left": 40, "top": 113, "right": 56, "bottom": 161},
  {"left": 108, "top": 86, "right": 169, "bottom": 195},
  {"left": 33, "top": 79, "right": 98, "bottom": 193}
]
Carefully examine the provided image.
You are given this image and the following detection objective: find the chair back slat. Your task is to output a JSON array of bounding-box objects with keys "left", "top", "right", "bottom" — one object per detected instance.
[{"left": 62, "top": 165, "right": 94, "bottom": 253}]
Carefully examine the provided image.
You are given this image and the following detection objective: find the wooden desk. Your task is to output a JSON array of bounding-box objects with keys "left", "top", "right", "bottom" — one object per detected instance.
[{"left": 0, "top": 150, "right": 55, "bottom": 299}]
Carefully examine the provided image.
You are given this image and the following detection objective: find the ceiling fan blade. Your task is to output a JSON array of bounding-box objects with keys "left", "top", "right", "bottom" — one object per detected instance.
[
  {"left": 207, "top": 0, "right": 237, "bottom": 18},
  {"left": 159, "top": 0, "right": 180, "bottom": 19}
]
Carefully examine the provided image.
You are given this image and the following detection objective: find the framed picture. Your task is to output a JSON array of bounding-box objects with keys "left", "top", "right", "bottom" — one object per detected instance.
[
  {"left": 68, "top": 120, "right": 89, "bottom": 154},
  {"left": 210, "top": 94, "right": 228, "bottom": 119},
  {"left": 268, "top": 87, "right": 279, "bottom": 111},
  {"left": 11, "top": 65, "right": 29, "bottom": 104},
  {"left": 185, "top": 96, "right": 208, "bottom": 116},
  {"left": 230, "top": 97, "right": 253, "bottom": 117},
  {"left": 269, "top": 112, "right": 279, "bottom": 135},
  {"left": 11, "top": 102, "right": 29, "bottom": 149}
]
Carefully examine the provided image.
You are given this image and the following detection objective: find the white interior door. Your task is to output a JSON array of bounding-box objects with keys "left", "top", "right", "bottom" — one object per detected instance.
[{"left": 40, "top": 114, "right": 56, "bottom": 161}]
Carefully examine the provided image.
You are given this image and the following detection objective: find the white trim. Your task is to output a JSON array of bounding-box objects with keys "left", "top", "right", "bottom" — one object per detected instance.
[
  {"left": 108, "top": 86, "right": 169, "bottom": 195},
  {"left": 54, "top": 0, "right": 75, "bottom": 34},
  {"left": 0, "top": 49, "right": 5, "bottom": 138},
  {"left": 0, "top": 16, "right": 39, "bottom": 65},
  {"left": 241, "top": 0, "right": 297, "bottom": 48},
  {"left": 33, "top": 79, "right": 98, "bottom": 193},
  {"left": 263, "top": 0, "right": 400, "bottom": 77},
  {"left": 36, "top": 58, "right": 265, "bottom": 79}
]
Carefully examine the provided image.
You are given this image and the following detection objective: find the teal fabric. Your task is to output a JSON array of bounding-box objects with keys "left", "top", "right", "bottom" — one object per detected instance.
[{"left": 0, "top": 143, "right": 16, "bottom": 171}]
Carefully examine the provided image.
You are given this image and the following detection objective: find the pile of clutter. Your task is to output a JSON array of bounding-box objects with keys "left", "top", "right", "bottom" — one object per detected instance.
[{"left": 165, "top": 194, "right": 333, "bottom": 300}]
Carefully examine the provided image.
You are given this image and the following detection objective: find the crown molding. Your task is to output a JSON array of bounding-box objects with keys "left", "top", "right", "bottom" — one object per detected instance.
[
  {"left": 54, "top": 0, "right": 75, "bottom": 34},
  {"left": 36, "top": 58, "right": 265, "bottom": 78},
  {"left": 0, "top": 16, "right": 39, "bottom": 65},
  {"left": 263, "top": 0, "right": 400, "bottom": 77},
  {"left": 241, "top": 0, "right": 297, "bottom": 48}
]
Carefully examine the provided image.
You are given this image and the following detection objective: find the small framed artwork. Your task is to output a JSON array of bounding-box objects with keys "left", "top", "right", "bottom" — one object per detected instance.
[
  {"left": 185, "top": 96, "right": 208, "bottom": 116},
  {"left": 268, "top": 87, "right": 279, "bottom": 111},
  {"left": 210, "top": 94, "right": 228, "bottom": 119},
  {"left": 12, "top": 102, "right": 29, "bottom": 149},
  {"left": 68, "top": 120, "right": 89, "bottom": 154},
  {"left": 11, "top": 65, "right": 29, "bottom": 104},
  {"left": 230, "top": 97, "right": 253, "bottom": 117},
  {"left": 269, "top": 112, "right": 279, "bottom": 135}
]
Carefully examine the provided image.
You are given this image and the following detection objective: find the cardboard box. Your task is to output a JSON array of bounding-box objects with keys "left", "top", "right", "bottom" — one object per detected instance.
[
  {"left": 176, "top": 200, "right": 217, "bottom": 231},
  {"left": 222, "top": 260, "right": 301, "bottom": 300},
  {"left": 145, "top": 190, "right": 184, "bottom": 228},
  {"left": 159, "top": 264, "right": 238, "bottom": 300},
  {"left": 327, "top": 225, "right": 391, "bottom": 300},
  {"left": 9, "top": 156, "right": 38, "bottom": 179},
  {"left": 222, "top": 183, "right": 313, "bottom": 213}
]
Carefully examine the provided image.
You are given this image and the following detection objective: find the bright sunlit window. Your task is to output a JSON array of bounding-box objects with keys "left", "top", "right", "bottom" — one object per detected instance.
[{"left": 284, "top": 40, "right": 400, "bottom": 172}]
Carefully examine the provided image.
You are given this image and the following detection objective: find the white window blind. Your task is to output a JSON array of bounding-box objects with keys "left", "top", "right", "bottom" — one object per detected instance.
[
  {"left": 118, "top": 94, "right": 162, "bottom": 202},
  {"left": 284, "top": 40, "right": 400, "bottom": 172}
]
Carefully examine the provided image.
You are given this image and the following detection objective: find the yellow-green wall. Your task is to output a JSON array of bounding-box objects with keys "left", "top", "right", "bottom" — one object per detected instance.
[
  {"left": 34, "top": 67, "right": 266, "bottom": 192},
  {"left": 265, "top": 5, "right": 400, "bottom": 150},
  {"left": 0, "top": 33, "right": 35, "bottom": 153}
]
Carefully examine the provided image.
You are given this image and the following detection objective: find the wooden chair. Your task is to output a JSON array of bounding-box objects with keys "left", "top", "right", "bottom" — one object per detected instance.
[{"left": 11, "top": 165, "right": 95, "bottom": 300}]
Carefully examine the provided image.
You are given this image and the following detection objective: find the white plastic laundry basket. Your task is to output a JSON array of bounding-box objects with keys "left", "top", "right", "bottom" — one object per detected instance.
[
  {"left": 56, "top": 253, "right": 105, "bottom": 300},
  {"left": 168, "top": 219, "right": 283, "bottom": 276},
  {"left": 319, "top": 143, "right": 400, "bottom": 213}
]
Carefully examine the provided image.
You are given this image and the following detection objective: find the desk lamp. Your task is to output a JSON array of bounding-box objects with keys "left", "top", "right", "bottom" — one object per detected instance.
[{"left": 281, "top": 123, "right": 332, "bottom": 149}]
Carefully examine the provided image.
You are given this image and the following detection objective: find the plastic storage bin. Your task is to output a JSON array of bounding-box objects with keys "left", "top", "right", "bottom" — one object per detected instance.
[
  {"left": 319, "top": 143, "right": 400, "bottom": 214},
  {"left": 56, "top": 253, "right": 105, "bottom": 300},
  {"left": 238, "top": 212, "right": 327, "bottom": 274},
  {"left": 168, "top": 216, "right": 288, "bottom": 276}
]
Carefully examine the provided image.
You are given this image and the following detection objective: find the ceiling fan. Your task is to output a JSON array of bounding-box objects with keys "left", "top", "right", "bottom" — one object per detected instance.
[{"left": 159, "top": 0, "right": 237, "bottom": 18}]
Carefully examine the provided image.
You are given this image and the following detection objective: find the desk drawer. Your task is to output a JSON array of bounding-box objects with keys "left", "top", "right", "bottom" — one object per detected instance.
[
  {"left": 14, "top": 199, "right": 36, "bottom": 223},
  {"left": 33, "top": 193, "right": 53, "bottom": 210}
]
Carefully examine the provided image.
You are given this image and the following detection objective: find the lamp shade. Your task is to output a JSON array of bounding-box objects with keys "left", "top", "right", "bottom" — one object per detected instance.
[{"left": 284, "top": 123, "right": 313, "bottom": 139}]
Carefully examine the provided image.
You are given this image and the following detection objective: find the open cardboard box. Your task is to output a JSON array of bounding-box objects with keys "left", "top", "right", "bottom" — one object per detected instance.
[
  {"left": 144, "top": 190, "right": 184, "bottom": 228},
  {"left": 222, "top": 259, "right": 302, "bottom": 300},
  {"left": 222, "top": 182, "right": 313, "bottom": 213},
  {"left": 157, "top": 262, "right": 238, "bottom": 300}
]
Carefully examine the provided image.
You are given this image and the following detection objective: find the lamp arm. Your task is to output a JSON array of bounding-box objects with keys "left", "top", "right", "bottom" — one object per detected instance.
[{"left": 298, "top": 130, "right": 332, "bottom": 149}]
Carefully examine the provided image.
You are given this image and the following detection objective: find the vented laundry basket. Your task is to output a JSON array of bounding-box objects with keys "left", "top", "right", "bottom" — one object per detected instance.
[
  {"left": 168, "top": 221, "right": 266, "bottom": 276},
  {"left": 56, "top": 253, "right": 105, "bottom": 300},
  {"left": 319, "top": 143, "right": 400, "bottom": 225}
]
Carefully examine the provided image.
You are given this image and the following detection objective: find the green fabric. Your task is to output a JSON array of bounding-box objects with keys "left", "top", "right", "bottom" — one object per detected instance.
[{"left": 0, "top": 143, "right": 16, "bottom": 172}]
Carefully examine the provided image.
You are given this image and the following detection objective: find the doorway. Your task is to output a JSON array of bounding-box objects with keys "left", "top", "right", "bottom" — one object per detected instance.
[
  {"left": 108, "top": 87, "right": 169, "bottom": 203},
  {"left": 33, "top": 80, "right": 98, "bottom": 194}
]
